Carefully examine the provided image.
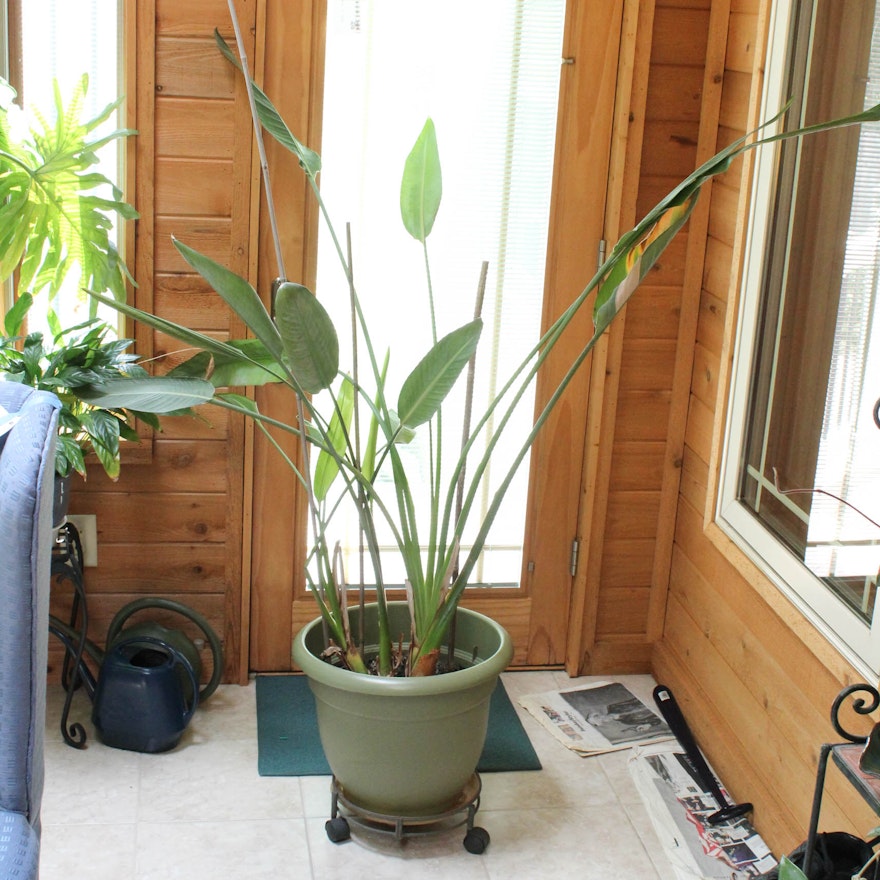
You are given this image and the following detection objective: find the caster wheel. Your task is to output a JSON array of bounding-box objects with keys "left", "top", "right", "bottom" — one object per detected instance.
[
  {"left": 463, "top": 826, "right": 490, "bottom": 854},
  {"left": 325, "top": 816, "right": 351, "bottom": 843}
]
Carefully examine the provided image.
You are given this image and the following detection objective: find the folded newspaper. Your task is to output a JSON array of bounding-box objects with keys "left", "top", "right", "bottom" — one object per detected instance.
[
  {"left": 629, "top": 741, "right": 776, "bottom": 879},
  {"left": 518, "top": 680, "right": 674, "bottom": 756}
]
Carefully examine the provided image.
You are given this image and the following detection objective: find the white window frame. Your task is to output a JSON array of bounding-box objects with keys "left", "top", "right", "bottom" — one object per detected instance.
[{"left": 717, "top": 0, "right": 880, "bottom": 680}]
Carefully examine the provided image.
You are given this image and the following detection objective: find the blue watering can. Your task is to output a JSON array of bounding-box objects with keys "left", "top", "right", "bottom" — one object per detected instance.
[{"left": 49, "top": 597, "right": 223, "bottom": 753}]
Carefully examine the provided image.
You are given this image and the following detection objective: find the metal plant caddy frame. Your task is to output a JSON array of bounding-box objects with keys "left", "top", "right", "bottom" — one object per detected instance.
[
  {"left": 803, "top": 683, "right": 880, "bottom": 877},
  {"left": 325, "top": 772, "right": 491, "bottom": 854}
]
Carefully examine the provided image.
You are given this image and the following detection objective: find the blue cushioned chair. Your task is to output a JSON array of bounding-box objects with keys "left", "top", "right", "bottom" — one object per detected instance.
[{"left": 0, "top": 384, "right": 60, "bottom": 880}]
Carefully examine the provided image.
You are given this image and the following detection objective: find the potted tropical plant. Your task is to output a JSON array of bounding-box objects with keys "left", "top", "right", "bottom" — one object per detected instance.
[
  {"left": 0, "top": 74, "right": 158, "bottom": 498},
  {"left": 79, "top": 24, "right": 880, "bottom": 824}
]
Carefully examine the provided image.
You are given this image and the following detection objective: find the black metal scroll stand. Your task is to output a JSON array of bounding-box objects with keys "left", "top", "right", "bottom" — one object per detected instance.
[
  {"left": 49, "top": 522, "right": 94, "bottom": 748},
  {"left": 803, "top": 683, "right": 880, "bottom": 879}
]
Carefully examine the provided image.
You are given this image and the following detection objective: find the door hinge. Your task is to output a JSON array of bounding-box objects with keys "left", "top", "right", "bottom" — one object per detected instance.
[
  {"left": 597, "top": 239, "right": 607, "bottom": 271},
  {"left": 569, "top": 538, "right": 580, "bottom": 577}
]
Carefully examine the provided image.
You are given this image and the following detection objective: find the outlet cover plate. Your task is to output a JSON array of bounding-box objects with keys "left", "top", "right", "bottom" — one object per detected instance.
[{"left": 65, "top": 514, "right": 97, "bottom": 567}]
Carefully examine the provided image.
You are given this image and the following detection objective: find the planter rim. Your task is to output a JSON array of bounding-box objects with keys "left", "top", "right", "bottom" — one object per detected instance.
[{"left": 292, "top": 602, "right": 513, "bottom": 697}]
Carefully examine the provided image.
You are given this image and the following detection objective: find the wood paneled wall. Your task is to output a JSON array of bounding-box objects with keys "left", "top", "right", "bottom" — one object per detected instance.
[
  {"left": 574, "top": 0, "right": 717, "bottom": 674},
  {"left": 646, "top": 0, "right": 878, "bottom": 855},
  {"left": 52, "top": 0, "right": 257, "bottom": 685}
]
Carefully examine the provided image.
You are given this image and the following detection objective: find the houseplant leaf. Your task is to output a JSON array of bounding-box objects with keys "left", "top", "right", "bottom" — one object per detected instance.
[
  {"left": 214, "top": 30, "right": 322, "bottom": 179},
  {"left": 173, "top": 238, "right": 286, "bottom": 364},
  {"left": 398, "top": 319, "right": 482, "bottom": 428},
  {"left": 170, "top": 340, "right": 288, "bottom": 388},
  {"left": 88, "top": 288, "right": 271, "bottom": 370},
  {"left": 3, "top": 291, "right": 32, "bottom": 336},
  {"left": 273, "top": 281, "right": 339, "bottom": 394},
  {"left": 777, "top": 856, "right": 808, "bottom": 880},
  {"left": 400, "top": 118, "right": 442, "bottom": 243},
  {"left": 79, "top": 375, "right": 215, "bottom": 414},
  {"left": 314, "top": 377, "right": 355, "bottom": 501},
  {"left": 80, "top": 409, "right": 122, "bottom": 480}
]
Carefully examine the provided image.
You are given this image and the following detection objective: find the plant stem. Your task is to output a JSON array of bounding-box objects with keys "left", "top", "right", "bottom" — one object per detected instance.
[{"left": 226, "top": 0, "right": 285, "bottom": 280}]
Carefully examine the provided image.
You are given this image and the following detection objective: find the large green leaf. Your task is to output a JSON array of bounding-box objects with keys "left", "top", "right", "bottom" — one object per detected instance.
[
  {"left": 88, "top": 289, "right": 265, "bottom": 369},
  {"left": 170, "top": 340, "right": 287, "bottom": 388},
  {"left": 593, "top": 195, "right": 699, "bottom": 336},
  {"left": 207, "top": 339, "right": 287, "bottom": 387},
  {"left": 400, "top": 119, "right": 442, "bottom": 243},
  {"left": 273, "top": 282, "right": 339, "bottom": 394},
  {"left": 172, "top": 239, "right": 285, "bottom": 364},
  {"left": 4, "top": 292, "right": 32, "bottom": 336},
  {"left": 398, "top": 319, "right": 482, "bottom": 428},
  {"left": 313, "top": 377, "right": 354, "bottom": 501},
  {"left": 214, "top": 30, "right": 322, "bottom": 179},
  {"left": 590, "top": 99, "right": 880, "bottom": 336},
  {"left": 79, "top": 375, "right": 215, "bottom": 414},
  {"left": 80, "top": 409, "right": 122, "bottom": 480}
]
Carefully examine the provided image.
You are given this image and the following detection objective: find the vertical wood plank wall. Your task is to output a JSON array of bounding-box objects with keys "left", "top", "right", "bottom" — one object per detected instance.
[
  {"left": 576, "top": 0, "right": 714, "bottom": 673},
  {"left": 648, "top": 0, "right": 878, "bottom": 854},
  {"left": 53, "top": 0, "right": 257, "bottom": 685}
]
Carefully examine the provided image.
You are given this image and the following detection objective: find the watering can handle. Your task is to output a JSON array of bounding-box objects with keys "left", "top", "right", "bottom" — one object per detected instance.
[{"left": 123, "top": 635, "right": 201, "bottom": 722}]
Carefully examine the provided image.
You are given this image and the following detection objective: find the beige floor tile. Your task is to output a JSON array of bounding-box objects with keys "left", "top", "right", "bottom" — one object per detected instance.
[
  {"left": 622, "top": 799, "right": 680, "bottom": 880},
  {"left": 137, "top": 738, "right": 303, "bottom": 823},
  {"left": 135, "top": 819, "right": 312, "bottom": 880},
  {"left": 183, "top": 682, "right": 258, "bottom": 743},
  {"left": 39, "top": 823, "right": 136, "bottom": 880},
  {"left": 481, "top": 804, "right": 663, "bottom": 879},
  {"left": 41, "top": 739, "right": 140, "bottom": 826},
  {"left": 299, "top": 775, "right": 335, "bottom": 818},
  {"left": 480, "top": 760, "right": 616, "bottom": 812}
]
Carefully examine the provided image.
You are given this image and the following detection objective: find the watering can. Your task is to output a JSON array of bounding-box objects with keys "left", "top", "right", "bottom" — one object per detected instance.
[
  {"left": 49, "top": 596, "right": 223, "bottom": 753},
  {"left": 92, "top": 634, "right": 200, "bottom": 753}
]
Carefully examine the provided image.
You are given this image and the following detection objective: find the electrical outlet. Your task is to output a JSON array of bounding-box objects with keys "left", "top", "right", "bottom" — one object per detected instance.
[{"left": 65, "top": 514, "right": 98, "bottom": 567}]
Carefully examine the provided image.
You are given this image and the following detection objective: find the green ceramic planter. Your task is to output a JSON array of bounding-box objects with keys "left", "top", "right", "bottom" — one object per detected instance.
[{"left": 292, "top": 601, "right": 513, "bottom": 817}]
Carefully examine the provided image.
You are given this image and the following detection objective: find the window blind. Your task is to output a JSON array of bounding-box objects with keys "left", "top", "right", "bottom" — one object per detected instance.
[{"left": 316, "top": 0, "right": 566, "bottom": 587}]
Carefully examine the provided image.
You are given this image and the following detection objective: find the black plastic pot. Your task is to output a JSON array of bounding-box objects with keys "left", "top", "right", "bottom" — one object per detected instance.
[{"left": 760, "top": 832, "right": 876, "bottom": 880}]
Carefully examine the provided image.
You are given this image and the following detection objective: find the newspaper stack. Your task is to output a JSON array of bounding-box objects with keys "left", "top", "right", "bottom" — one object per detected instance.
[
  {"left": 629, "top": 741, "right": 777, "bottom": 879},
  {"left": 518, "top": 680, "right": 674, "bottom": 756}
]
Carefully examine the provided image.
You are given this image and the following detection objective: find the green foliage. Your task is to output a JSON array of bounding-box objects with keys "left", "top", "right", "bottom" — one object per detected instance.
[
  {"left": 82, "top": 32, "right": 880, "bottom": 675},
  {"left": 777, "top": 855, "right": 808, "bottom": 880},
  {"left": 0, "top": 74, "right": 137, "bottom": 321},
  {"left": 0, "top": 74, "right": 149, "bottom": 480},
  {"left": 0, "top": 320, "right": 158, "bottom": 478}
]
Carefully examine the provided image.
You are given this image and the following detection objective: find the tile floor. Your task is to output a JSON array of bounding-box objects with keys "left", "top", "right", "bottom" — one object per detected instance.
[{"left": 40, "top": 671, "right": 676, "bottom": 880}]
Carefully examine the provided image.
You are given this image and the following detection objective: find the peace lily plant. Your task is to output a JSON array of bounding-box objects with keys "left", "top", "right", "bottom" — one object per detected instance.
[{"left": 83, "top": 32, "right": 880, "bottom": 677}]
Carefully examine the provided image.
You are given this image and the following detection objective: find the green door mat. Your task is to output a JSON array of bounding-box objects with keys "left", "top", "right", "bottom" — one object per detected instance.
[{"left": 256, "top": 675, "right": 542, "bottom": 776}]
